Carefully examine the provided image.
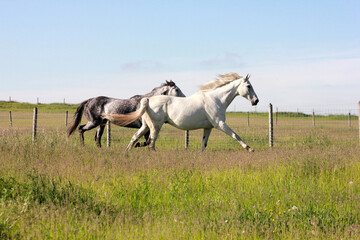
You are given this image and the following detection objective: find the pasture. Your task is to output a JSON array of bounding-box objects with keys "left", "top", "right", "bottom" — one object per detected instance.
[{"left": 1, "top": 102, "right": 360, "bottom": 239}]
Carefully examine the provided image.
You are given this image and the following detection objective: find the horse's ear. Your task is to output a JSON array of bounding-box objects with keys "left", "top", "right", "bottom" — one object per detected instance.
[
  {"left": 166, "top": 80, "right": 170, "bottom": 85},
  {"left": 245, "top": 74, "right": 250, "bottom": 81}
]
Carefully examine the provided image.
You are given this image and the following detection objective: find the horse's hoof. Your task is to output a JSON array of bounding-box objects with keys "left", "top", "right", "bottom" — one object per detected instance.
[
  {"left": 246, "top": 146, "right": 254, "bottom": 152},
  {"left": 134, "top": 142, "right": 147, "bottom": 148}
]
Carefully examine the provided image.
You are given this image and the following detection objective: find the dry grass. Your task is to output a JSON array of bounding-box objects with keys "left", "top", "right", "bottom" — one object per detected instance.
[{"left": 1, "top": 110, "right": 358, "bottom": 148}]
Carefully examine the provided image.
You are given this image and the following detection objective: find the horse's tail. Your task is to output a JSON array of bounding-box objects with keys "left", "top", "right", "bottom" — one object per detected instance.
[
  {"left": 102, "top": 98, "right": 149, "bottom": 126},
  {"left": 67, "top": 100, "right": 88, "bottom": 137}
]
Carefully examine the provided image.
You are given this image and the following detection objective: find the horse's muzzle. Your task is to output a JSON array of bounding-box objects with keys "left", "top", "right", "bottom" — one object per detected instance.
[{"left": 251, "top": 98, "right": 259, "bottom": 106}]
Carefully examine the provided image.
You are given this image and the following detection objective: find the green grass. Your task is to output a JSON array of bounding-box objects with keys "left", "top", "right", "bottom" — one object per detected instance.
[
  {"left": 227, "top": 111, "right": 359, "bottom": 121},
  {"left": 1, "top": 129, "right": 360, "bottom": 239},
  {"left": 2, "top": 100, "right": 357, "bottom": 120}
]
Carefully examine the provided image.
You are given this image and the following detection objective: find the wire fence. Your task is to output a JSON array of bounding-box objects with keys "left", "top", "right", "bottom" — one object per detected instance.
[{"left": 0, "top": 103, "right": 359, "bottom": 150}]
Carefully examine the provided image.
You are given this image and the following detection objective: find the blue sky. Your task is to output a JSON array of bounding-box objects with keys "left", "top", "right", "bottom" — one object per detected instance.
[{"left": 1, "top": 1, "right": 359, "bottom": 112}]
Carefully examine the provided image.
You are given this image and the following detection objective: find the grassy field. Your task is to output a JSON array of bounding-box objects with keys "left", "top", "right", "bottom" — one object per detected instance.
[
  {"left": 1, "top": 102, "right": 360, "bottom": 239},
  {"left": 1, "top": 101, "right": 358, "bottom": 150},
  {"left": 1, "top": 131, "right": 360, "bottom": 239}
]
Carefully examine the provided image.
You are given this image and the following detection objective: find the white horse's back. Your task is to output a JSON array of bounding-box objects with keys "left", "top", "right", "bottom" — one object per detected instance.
[{"left": 148, "top": 93, "right": 212, "bottom": 130}]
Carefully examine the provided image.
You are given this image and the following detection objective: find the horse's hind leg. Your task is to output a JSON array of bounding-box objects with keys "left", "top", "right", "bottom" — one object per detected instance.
[
  {"left": 78, "top": 122, "right": 98, "bottom": 146},
  {"left": 147, "top": 125, "right": 162, "bottom": 152},
  {"left": 79, "top": 124, "right": 86, "bottom": 145},
  {"left": 126, "top": 125, "right": 149, "bottom": 152},
  {"left": 134, "top": 131, "right": 150, "bottom": 148},
  {"left": 95, "top": 124, "right": 106, "bottom": 148}
]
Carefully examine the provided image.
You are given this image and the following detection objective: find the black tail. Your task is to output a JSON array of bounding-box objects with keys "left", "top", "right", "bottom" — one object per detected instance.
[{"left": 67, "top": 100, "right": 88, "bottom": 137}]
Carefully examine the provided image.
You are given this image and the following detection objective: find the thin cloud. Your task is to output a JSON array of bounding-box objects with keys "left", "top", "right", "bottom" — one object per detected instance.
[
  {"left": 291, "top": 50, "right": 360, "bottom": 62},
  {"left": 200, "top": 52, "right": 243, "bottom": 67},
  {"left": 121, "top": 60, "right": 162, "bottom": 71}
]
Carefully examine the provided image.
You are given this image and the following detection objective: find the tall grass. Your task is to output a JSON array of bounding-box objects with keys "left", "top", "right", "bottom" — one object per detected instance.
[{"left": 1, "top": 129, "right": 360, "bottom": 239}]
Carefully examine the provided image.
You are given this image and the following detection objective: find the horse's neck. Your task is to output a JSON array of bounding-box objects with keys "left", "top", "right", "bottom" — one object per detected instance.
[
  {"left": 207, "top": 80, "right": 240, "bottom": 108},
  {"left": 146, "top": 87, "right": 166, "bottom": 97}
]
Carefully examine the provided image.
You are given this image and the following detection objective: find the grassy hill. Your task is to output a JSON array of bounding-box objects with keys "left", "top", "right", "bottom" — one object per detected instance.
[{"left": 0, "top": 101, "right": 78, "bottom": 113}]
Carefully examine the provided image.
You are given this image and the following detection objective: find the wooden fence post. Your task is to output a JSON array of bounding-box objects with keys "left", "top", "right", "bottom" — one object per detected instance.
[
  {"left": 185, "top": 130, "right": 189, "bottom": 149},
  {"left": 247, "top": 112, "right": 250, "bottom": 127},
  {"left": 32, "top": 107, "right": 38, "bottom": 141},
  {"left": 107, "top": 121, "right": 111, "bottom": 147},
  {"left": 348, "top": 112, "right": 351, "bottom": 128},
  {"left": 9, "top": 111, "right": 12, "bottom": 127},
  {"left": 312, "top": 109, "right": 315, "bottom": 127},
  {"left": 269, "top": 103, "right": 273, "bottom": 148},
  {"left": 65, "top": 111, "right": 68, "bottom": 126},
  {"left": 358, "top": 101, "right": 360, "bottom": 144}
]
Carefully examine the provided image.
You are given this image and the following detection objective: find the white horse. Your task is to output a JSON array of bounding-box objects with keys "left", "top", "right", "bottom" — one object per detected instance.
[{"left": 103, "top": 73, "right": 259, "bottom": 152}]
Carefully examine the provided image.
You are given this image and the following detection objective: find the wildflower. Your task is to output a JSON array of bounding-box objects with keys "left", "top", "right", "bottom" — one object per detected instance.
[
  {"left": 276, "top": 200, "right": 280, "bottom": 205},
  {"left": 349, "top": 181, "right": 354, "bottom": 185},
  {"left": 272, "top": 219, "right": 275, "bottom": 221},
  {"left": 288, "top": 206, "right": 298, "bottom": 212}
]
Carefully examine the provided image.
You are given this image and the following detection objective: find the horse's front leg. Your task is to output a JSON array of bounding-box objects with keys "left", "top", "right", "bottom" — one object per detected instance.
[
  {"left": 215, "top": 121, "right": 254, "bottom": 152},
  {"left": 125, "top": 125, "right": 149, "bottom": 152}
]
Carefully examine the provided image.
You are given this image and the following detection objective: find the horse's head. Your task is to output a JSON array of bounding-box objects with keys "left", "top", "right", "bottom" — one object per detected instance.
[
  {"left": 163, "top": 80, "right": 186, "bottom": 97},
  {"left": 238, "top": 74, "right": 259, "bottom": 106}
]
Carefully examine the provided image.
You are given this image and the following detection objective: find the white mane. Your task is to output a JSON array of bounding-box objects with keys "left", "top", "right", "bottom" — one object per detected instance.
[{"left": 200, "top": 73, "right": 243, "bottom": 91}]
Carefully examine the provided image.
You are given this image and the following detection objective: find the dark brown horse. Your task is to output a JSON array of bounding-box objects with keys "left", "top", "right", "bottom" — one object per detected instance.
[{"left": 67, "top": 80, "right": 185, "bottom": 147}]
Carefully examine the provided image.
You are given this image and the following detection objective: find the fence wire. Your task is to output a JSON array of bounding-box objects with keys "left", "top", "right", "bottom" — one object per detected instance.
[
  {"left": 273, "top": 108, "right": 359, "bottom": 147},
  {"left": 0, "top": 105, "right": 359, "bottom": 150}
]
